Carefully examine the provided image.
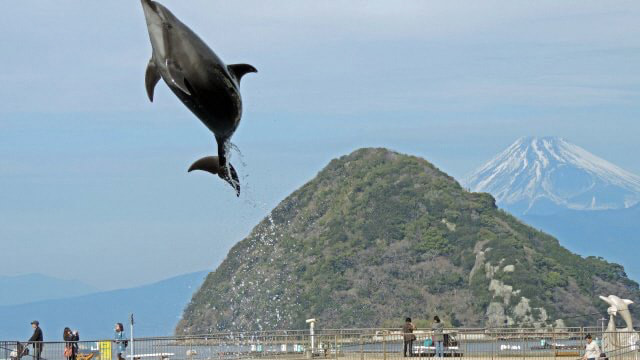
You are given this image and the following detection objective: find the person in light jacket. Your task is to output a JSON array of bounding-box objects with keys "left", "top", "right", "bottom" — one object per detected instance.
[
  {"left": 582, "top": 334, "right": 601, "bottom": 360},
  {"left": 114, "top": 323, "right": 127, "bottom": 360},
  {"left": 431, "top": 316, "right": 444, "bottom": 359}
]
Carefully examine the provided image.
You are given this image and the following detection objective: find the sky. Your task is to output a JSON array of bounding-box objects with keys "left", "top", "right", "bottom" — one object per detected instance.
[{"left": 0, "top": 1, "right": 639, "bottom": 289}]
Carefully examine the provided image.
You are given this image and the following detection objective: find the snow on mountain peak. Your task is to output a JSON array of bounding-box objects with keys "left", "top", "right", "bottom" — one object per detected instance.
[{"left": 464, "top": 137, "right": 640, "bottom": 215}]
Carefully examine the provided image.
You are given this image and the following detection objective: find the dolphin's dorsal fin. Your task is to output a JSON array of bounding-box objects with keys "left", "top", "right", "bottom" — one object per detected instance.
[
  {"left": 165, "top": 59, "right": 191, "bottom": 96},
  {"left": 145, "top": 58, "right": 161, "bottom": 102},
  {"left": 227, "top": 64, "right": 257, "bottom": 83}
]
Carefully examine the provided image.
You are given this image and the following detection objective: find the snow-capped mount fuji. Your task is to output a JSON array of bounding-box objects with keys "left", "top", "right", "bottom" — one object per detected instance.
[{"left": 464, "top": 137, "right": 640, "bottom": 215}]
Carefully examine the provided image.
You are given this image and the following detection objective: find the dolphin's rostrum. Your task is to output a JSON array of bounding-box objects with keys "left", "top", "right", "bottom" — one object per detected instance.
[{"left": 141, "top": 0, "right": 256, "bottom": 196}]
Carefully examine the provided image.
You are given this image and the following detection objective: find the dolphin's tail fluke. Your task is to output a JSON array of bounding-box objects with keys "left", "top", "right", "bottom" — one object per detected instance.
[{"left": 188, "top": 156, "right": 240, "bottom": 196}]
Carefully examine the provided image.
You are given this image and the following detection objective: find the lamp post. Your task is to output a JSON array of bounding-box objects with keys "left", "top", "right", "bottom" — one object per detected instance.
[
  {"left": 306, "top": 319, "right": 317, "bottom": 354},
  {"left": 130, "top": 313, "right": 135, "bottom": 359}
]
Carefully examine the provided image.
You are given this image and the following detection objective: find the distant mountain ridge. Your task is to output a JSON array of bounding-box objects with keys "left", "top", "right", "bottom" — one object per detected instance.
[
  {"left": 0, "top": 274, "right": 98, "bottom": 306},
  {"left": 464, "top": 137, "right": 640, "bottom": 215},
  {"left": 176, "top": 148, "right": 640, "bottom": 333},
  {"left": 0, "top": 271, "right": 207, "bottom": 340}
]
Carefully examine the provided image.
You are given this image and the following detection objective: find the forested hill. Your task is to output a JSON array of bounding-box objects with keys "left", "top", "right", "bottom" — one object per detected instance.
[{"left": 177, "top": 148, "right": 640, "bottom": 333}]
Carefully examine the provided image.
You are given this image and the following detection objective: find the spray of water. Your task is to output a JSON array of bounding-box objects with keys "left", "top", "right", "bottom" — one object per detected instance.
[
  {"left": 185, "top": 141, "right": 307, "bottom": 331},
  {"left": 224, "top": 140, "right": 269, "bottom": 211}
]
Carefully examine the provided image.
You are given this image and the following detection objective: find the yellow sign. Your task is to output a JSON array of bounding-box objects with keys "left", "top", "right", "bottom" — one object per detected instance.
[{"left": 99, "top": 341, "right": 112, "bottom": 360}]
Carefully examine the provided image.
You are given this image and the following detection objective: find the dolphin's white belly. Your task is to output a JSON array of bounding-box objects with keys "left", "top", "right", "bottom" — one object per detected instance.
[{"left": 143, "top": 7, "right": 168, "bottom": 60}]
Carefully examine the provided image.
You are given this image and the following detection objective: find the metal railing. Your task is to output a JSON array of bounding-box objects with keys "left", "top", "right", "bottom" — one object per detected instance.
[{"left": 1, "top": 328, "right": 638, "bottom": 360}]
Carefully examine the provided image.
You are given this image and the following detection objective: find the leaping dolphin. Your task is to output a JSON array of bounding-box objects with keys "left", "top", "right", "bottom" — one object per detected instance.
[{"left": 141, "top": 0, "right": 257, "bottom": 196}]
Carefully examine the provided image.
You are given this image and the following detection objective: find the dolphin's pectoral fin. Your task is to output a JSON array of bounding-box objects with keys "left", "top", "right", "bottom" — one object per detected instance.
[
  {"left": 227, "top": 63, "right": 258, "bottom": 83},
  {"left": 188, "top": 156, "right": 241, "bottom": 196},
  {"left": 165, "top": 60, "right": 191, "bottom": 96},
  {"left": 145, "top": 58, "right": 161, "bottom": 102},
  {"left": 183, "top": 78, "right": 195, "bottom": 95}
]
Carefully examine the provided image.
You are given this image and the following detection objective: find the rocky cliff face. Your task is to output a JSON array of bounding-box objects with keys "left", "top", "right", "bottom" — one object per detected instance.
[{"left": 177, "top": 148, "right": 640, "bottom": 333}]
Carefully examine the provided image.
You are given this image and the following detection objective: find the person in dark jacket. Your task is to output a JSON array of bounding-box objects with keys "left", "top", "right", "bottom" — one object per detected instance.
[
  {"left": 431, "top": 316, "right": 445, "bottom": 359},
  {"left": 28, "top": 321, "right": 43, "bottom": 360},
  {"left": 63, "top": 327, "right": 79, "bottom": 360},
  {"left": 402, "top": 317, "right": 416, "bottom": 357}
]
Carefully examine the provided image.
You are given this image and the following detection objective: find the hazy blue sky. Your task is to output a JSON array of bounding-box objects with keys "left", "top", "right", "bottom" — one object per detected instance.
[{"left": 1, "top": 1, "right": 639, "bottom": 289}]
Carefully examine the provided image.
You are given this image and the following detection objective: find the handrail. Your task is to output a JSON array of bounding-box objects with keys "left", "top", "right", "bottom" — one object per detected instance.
[{"left": 2, "top": 328, "right": 638, "bottom": 343}]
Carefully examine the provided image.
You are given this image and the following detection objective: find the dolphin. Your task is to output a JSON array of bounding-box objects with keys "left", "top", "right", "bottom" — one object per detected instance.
[
  {"left": 600, "top": 295, "right": 634, "bottom": 331},
  {"left": 141, "top": 0, "right": 257, "bottom": 196}
]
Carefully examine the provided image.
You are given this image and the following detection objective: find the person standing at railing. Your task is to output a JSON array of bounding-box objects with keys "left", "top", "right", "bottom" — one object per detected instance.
[
  {"left": 27, "top": 321, "right": 43, "bottom": 360},
  {"left": 114, "top": 323, "right": 127, "bottom": 360},
  {"left": 583, "top": 334, "right": 601, "bottom": 360},
  {"left": 402, "top": 317, "right": 416, "bottom": 357},
  {"left": 63, "top": 328, "right": 79, "bottom": 360},
  {"left": 431, "top": 316, "right": 444, "bottom": 359}
]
